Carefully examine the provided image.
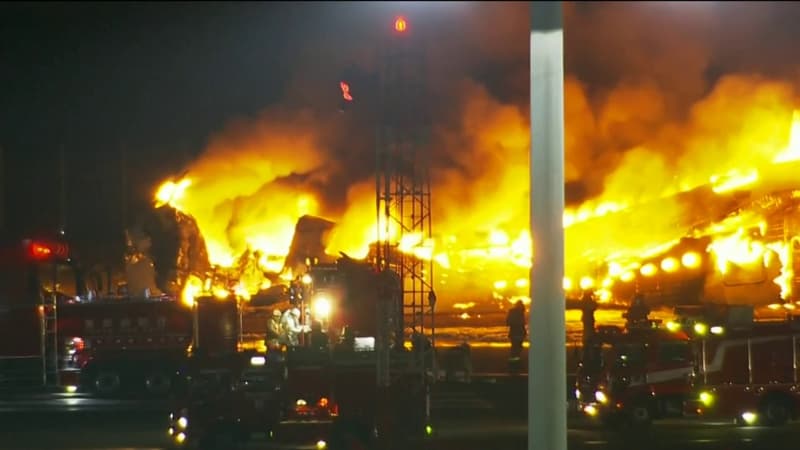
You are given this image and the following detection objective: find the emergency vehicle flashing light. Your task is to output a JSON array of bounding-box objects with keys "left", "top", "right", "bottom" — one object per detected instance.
[{"left": 26, "top": 240, "right": 69, "bottom": 260}]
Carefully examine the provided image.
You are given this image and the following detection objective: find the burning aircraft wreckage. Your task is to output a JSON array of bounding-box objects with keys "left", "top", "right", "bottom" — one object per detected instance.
[{"left": 130, "top": 110, "right": 800, "bottom": 315}]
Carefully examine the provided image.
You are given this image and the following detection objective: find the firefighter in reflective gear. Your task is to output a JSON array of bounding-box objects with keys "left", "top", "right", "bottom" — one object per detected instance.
[
  {"left": 506, "top": 300, "right": 527, "bottom": 361},
  {"left": 626, "top": 293, "right": 651, "bottom": 330},
  {"left": 281, "top": 307, "right": 308, "bottom": 347},
  {"left": 266, "top": 309, "right": 283, "bottom": 350}
]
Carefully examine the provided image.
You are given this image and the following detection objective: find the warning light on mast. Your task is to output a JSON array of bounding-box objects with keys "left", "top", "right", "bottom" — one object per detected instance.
[
  {"left": 340, "top": 81, "right": 353, "bottom": 102},
  {"left": 394, "top": 16, "right": 408, "bottom": 33}
]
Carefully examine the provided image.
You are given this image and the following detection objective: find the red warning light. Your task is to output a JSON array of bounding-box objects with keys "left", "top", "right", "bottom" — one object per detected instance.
[
  {"left": 30, "top": 243, "right": 52, "bottom": 259},
  {"left": 25, "top": 240, "right": 69, "bottom": 260},
  {"left": 340, "top": 81, "right": 353, "bottom": 102},
  {"left": 394, "top": 16, "right": 408, "bottom": 33}
]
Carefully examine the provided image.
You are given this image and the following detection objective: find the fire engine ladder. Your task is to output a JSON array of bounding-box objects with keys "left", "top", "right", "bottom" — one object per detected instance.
[{"left": 41, "top": 291, "right": 60, "bottom": 387}]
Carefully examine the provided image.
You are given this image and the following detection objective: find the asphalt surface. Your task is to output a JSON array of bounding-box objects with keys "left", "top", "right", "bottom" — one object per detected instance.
[{"left": 2, "top": 390, "right": 800, "bottom": 449}]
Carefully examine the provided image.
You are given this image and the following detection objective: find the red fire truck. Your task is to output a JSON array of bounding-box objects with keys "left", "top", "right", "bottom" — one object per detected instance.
[
  {"left": 687, "top": 316, "right": 800, "bottom": 426},
  {"left": 0, "top": 236, "right": 241, "bottom": 395},
  {"left": 576, "top": 325, "right": 696, "bottom": 426}
]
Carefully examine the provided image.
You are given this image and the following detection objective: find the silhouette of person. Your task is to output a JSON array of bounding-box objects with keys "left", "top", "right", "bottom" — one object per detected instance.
[
  {"left": 626, "top": 293, "right": 651, "bottom": 330},
  {"left": 580, "top": 291, "right": 598, "bottom": 344},
  {"left": 506, "top": 300, "right": 527, "bottom": 361}
]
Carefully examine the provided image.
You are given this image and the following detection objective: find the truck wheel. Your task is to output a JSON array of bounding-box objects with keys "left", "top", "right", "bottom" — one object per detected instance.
[
  {"left": 94, "top": 371, "right": 121, "bottom": 396},
  {"left": 763, "top": 397, "right": 791, "bottom": 426},
  {"left": 145, "top": 372, "right": 172, "bottom": 396}
]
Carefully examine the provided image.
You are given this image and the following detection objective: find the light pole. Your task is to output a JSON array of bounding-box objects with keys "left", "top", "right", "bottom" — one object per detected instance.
[{"left": 529, "top": 3, "right": 567, "bottom": 450}]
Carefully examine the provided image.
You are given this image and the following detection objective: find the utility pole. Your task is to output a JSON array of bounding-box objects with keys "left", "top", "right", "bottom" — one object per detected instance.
[
  {"left": 59, "top": 145, "right": 66, "bottom": 234},
  {"left": 0, "top": 145, "right": 4, "bottom": 234},
  {"left": 120, "top": 143, "right": 128, "bottom": 229},
  {"left": 530, "top": 3, "right": 567, "bottom": 450}
]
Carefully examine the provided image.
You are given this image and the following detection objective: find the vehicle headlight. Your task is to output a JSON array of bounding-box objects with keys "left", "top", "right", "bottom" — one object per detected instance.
[
  {"left": 595, "top": 391, "right": 608, "bottom": 404},
  {"left": 575, "top": 389, "right": 581, "bottom": 400},
  {"left": 699, "top": 391, "right": 714, "bottom": 407},
  {"left": 313, "top": 295, "right": 332, "bottom": 319},
  {"left": 741, "top": 411, "right": 757, "bottom": 425},
  {"left": 177, "top": 417, "right": 188, "bottom": 429}
]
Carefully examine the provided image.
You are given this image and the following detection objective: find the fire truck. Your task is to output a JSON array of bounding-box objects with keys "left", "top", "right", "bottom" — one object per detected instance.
[
  {"left": 0, "top": 236, "right": 242, "bottom": 396},
  {"left": 166, "top": 257, "right": 436, "bottom": 450},
  {"left": 578, "top": 303, "right": 800, "bottom": 427},
  {"left": 575, "top": 324, "right": 696, "bottom": 426},
  {"left": 685, "top": 310, "right": 800, "bottom": 426}
]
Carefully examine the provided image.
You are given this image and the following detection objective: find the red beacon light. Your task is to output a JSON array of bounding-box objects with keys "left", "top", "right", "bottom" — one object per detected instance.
[
  {"left": 25, "top": 240, "right": 69, "bottom": 260},
  {"left": 30, "top": 242, "right": 53, "bottom": 259},
  {"left": 394, "top": 16, "right": 408, "bottom": 33}
]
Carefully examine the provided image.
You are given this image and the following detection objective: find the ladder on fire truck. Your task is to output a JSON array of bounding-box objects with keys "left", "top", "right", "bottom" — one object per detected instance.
[{"left": 41, "top": 289, "right": 59, "bottom": 387}]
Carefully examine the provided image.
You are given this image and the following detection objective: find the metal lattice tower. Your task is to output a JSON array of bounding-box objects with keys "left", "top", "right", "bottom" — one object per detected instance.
[{"left": 375, "top": 16, "right": 435, "bottom": 387}]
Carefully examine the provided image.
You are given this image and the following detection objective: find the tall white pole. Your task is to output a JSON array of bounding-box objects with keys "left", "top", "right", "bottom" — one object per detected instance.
[{"left": 529, "top": 3, "right": 567, "bottom": 450}]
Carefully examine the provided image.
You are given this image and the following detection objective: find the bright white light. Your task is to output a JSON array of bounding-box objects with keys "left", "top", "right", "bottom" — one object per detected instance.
[
  {"left": 65, "top": 385, "right": 78, "bottom": 394},
  {"left": 313, "top": 295, "right": 332, "bottom": 319},
  {"left": 177, "top": 417, "right": 188, "bottom": 429},
  {"left": 250, "top": 356, "right": 266, "bottom": 366},
  {"left": 710, "top": 326, "right": 724, "bottom": 335},
  {"left": 741, "top": 411, "right": 757, "bottom": 425},
  {"left": 316, "top": 440, "right": 327, "bottom": 449},
  {"left": 296, "top": 399, "right": 307, "bottom": 407},
  {"left": 175, "top": 432, "right": 186, "bottom": 443},
  {"left": 595, "top": 391, "right": 608, "bottom": 404}
]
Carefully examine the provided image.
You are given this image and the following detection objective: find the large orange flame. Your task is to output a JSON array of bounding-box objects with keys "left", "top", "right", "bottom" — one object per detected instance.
[{"left": 156, "top": 76, "right": 800, "bottom": 309}]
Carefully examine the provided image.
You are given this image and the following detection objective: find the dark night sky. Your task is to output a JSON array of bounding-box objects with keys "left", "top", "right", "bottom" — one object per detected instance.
[{"left": 0, "top": 2, "right": 330, "bottom": 259}]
